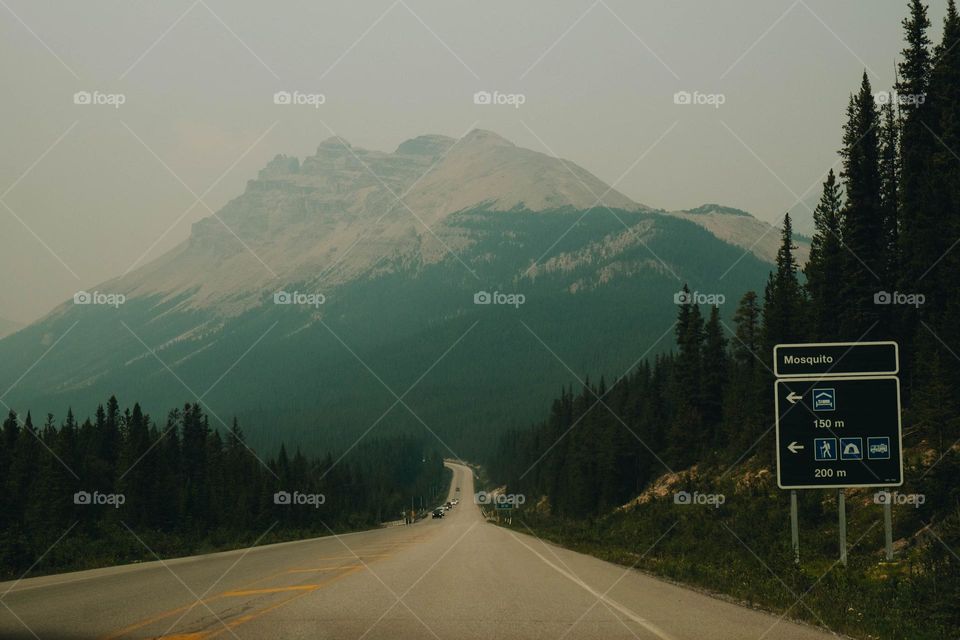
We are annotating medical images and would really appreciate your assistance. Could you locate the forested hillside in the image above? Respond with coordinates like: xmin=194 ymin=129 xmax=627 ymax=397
xmin=489 ymin=2 xmax=960 ymax=638
xmin=0 ymin=398 xmax=448 ymax=578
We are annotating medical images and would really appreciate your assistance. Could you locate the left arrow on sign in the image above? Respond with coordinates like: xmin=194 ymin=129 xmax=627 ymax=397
xmin=786 ymin=391 xmax=803 ymax=404
xmin=788 ymin=441 xmax=804 ymax=454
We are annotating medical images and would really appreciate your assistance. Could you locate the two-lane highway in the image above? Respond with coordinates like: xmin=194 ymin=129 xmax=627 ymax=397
xmin=0 ymin=463 xmax=836 ymax=639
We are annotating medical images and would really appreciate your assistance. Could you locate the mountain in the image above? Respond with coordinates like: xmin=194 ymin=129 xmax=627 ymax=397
xmin=0 ymin=130 xmax=773 ymax=458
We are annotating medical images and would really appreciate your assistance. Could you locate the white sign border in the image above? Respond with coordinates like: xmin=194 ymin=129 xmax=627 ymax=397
xmin=773 ymin=340 xmax=900 ymax=378
xmin=774 ymin=374 xmax=904 ymax=490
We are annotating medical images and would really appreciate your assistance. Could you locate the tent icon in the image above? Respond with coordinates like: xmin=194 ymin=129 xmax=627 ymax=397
xmin=840 ymin=438 xmax=863 ymax=460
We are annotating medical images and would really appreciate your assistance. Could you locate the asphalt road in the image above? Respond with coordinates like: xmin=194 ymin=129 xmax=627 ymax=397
xmin=0 ymin=462 xmax=837 ymax=640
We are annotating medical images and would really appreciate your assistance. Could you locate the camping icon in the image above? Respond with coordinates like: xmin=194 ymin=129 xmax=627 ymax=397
xmin=840 ymin=437 xmax=863 ymax=461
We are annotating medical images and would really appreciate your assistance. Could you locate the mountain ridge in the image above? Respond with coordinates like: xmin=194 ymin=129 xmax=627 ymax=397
xmin=77 ymin=129 xmax=801 ymax=319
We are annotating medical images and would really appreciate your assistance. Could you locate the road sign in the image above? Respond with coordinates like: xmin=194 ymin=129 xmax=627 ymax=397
xmin=775 ymin=376 xmax=903 ymax=489
xmin=774 ymin=341 xmax=898 ymax=378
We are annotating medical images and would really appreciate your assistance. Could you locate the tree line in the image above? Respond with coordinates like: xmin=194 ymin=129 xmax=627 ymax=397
xmin=0 ymin=397 xmax=448 ymax=577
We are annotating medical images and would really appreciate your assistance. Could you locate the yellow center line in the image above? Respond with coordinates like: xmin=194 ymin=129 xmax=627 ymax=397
xmin=305 ymin=553 xmax=391 ymax=559
xmin=221 ymin=584 xmax=320 ymax=597
xmin=165 ymin=566 xmax=364 ymax=640
xmin=284 ymin=565 xmax=362 ymax=574
xmin=102 ymin=527 xmax=439 ymax=639
xmin=99 ymin=567 xmax=341 ymax=640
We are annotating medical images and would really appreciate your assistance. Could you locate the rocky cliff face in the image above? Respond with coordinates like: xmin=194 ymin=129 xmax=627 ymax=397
xmin=108 ymin=129 xmax=644 ymax=315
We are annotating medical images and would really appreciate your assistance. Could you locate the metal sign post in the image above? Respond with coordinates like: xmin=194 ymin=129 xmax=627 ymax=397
xmin=790 ymin=490 xmax=800 ymax=564
xmin=883 ymin=491 xmax=894 ymax=561
xmin=838 ymin=489 xmax=847 ymax=566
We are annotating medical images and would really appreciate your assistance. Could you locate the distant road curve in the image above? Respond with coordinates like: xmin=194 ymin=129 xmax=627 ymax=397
xmin=0 ymin=462 xmax=836 ymax=639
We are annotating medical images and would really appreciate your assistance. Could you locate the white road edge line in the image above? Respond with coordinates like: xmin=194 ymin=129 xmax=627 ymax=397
xmin=506 ymin=532 xmax=677 ymax=640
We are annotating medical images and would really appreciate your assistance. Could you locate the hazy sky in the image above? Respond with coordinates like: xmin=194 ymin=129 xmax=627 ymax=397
xmin=0 ymin=0 xmax=948 ymax=324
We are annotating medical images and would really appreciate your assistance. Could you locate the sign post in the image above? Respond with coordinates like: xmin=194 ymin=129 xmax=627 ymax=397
xmin=790 ymin=490 xmax=799 ymax=564
xmin=883 ymin=492 xmax=894 ymax=561
xmin=774 ymin=341 xmax=902 ymax=565
xmin=495 ymin=501 xmax=513 ymax=525
xmin=838 ymin=489 xmax=847 ymax=566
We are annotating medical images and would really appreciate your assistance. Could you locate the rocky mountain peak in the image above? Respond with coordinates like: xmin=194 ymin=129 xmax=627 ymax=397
xmin=316 ymin=136 xmax=351 ymax=153
xmin=460 ymin=128 xmax=515 ymax=148
xmin=258 ymin=154 xmax=300 ymax=179
xmin=395 ymin=134 xmax=455 ymax=157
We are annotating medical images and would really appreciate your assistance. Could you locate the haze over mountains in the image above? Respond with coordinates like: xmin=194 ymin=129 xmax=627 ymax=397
xmin=0 ymin=130 xmax=795 ymax=456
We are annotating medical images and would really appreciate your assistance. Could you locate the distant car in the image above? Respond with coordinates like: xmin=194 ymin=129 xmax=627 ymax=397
xmin=432 ymin=508 xmax=444 ymax=518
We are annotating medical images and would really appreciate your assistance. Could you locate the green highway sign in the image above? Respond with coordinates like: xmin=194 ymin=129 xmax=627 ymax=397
xmin=775 ymin=376 xmax=903 ymax=489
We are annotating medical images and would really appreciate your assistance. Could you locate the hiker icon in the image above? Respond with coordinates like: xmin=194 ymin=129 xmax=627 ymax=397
xmin=814 ymin=438 xmax=837 ymax=461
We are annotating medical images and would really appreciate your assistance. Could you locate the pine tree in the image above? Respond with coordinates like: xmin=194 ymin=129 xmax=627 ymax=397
xmin=763 ymin=213 xmax=805 ymax=352
xmin=681 ymin=302 xmax=705 ymax=396
xmin=839 ymin=73 xmax=884 ymax=338
xmin=701 ymin=305 xmax=728 ymax=448
xmin=724 ymin=292 xmax=764 ymax=452
xmin=101 ymin=396 xmax=121 ymax=480
xmin=879 ymin=99 xmax=900 ymax=287
xmin=118 ymin=403 xmax=151 ymax=526
xmin=668 ymin=293 xmax=705 ymax=466
xmin=897 ymin=0 xmax=935 ymax=290
xmin=804 ymin=170 xmax=845 ymax=339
